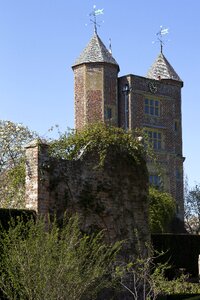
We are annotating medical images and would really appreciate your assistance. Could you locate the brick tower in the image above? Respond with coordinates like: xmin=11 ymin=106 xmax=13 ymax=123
xmin=72 ymin=32 xmax=119 ymax=130
xmin=118 ymin=51 xmax=184 ymax=220
xmin=73 ymin=33 xmax=184 ymax=221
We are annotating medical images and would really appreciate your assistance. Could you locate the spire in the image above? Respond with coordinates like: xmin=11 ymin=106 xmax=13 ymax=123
xmin=146 ymin=52 xmax=182 ymax=82
xmin=72 ymin=32 xmax=119 ymax=68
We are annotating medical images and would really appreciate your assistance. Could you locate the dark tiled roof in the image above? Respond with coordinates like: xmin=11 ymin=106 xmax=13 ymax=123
xmin=73 ymin=33 xmax=119 ymax=67
xmin=146 ymin=52 xmax=182 ymax=81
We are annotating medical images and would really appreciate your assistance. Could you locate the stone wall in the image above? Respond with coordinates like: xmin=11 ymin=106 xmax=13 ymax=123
xmin=25 ymin=140 xmax=150 ymax=253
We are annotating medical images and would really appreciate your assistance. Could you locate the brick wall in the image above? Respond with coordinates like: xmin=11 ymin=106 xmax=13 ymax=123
xmin=73 ymin=65 xmax=85 ymax=129
xmin=73 ymin=62 xmax=119 ymax=130
xmin=118 ymin=75 xmax=184 ymax=220
xmin=25 ymin=140 xmax=150 ymax=253
xmin=25 ymin=140 xmax=50 ymax=215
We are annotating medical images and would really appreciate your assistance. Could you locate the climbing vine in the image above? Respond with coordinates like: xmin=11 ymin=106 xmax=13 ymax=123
xmin=49 ymin=123 xmax=150 ymax=167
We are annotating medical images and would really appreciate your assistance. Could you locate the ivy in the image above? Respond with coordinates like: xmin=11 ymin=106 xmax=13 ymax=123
xmin=49 ymin=123 xmax=149 ymax=168
xmin=149 ymin=187 xmax=176 ymax=233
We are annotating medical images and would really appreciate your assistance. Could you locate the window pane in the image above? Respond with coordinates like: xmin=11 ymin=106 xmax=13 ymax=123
xmin=146 ymin=130 xmax=162 ymax=150
xmin=105 ymin=107 xmax=112 ymax=119
xmin=155 ymin=108 xmax=159 ymax=116
xmin=150 ymin=107 xmax=154 ymax=115
xmin=153 ymin=140 xmax=158 ymax=149
xmin=149 ymin=175 xmax=161 ymax=187
xmin=153 ymin=132 xmax=157 ymax=139
xmin=174 ymin=120 xmax=179 ymax=131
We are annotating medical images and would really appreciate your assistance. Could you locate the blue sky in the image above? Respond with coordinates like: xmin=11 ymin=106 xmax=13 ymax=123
xmin=0 ymin=0 xmax=200 ymax=187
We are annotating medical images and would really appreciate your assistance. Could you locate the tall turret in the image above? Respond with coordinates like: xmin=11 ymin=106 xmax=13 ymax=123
xmin=72 ymin=32 xmax=119 ymax=130
xmin=118 ymin=50 xmax=185 ymax=220
xmin=146 ymin=52 xmax=184 ymax=220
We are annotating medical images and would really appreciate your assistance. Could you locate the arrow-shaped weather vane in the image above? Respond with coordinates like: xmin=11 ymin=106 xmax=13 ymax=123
xmin=89 ymin=5 xmax=104 ymax=33
xmin=153 ymin=26 xmax=169 ymax=53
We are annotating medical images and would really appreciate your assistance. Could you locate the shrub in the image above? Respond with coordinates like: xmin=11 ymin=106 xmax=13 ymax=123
xmin=0 ymin=214 xmax=121 ymax=300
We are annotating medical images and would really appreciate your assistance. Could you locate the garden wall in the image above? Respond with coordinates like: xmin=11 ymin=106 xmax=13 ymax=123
xmin=25 ymin=140 xmax=150 ymax=254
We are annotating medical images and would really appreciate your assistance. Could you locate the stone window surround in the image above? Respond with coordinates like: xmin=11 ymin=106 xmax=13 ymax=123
xmin=144 ymin=98 xmax=160 ymax=117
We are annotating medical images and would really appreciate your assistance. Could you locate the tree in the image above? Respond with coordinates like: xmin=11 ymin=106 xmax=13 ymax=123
xmin=149 ymin=187 xmax=176 ymax=233
xmin=0 ymin=120 xmax=37 ymax=208
xmin=184 ymin=182 xmax=200 ymax=234
xmin=0 ymin=120 xmax=36 ymax=170
xmin=0 ymin=214 xmax=121 ymax=300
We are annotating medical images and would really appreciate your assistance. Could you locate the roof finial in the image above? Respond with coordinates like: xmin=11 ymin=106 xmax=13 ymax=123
xmin=89 ymin=5 xmax=104 ymax=34
xmin=153 ymin=26 xmax=169 ymax=53
xmin=161 ymin=42 xmax=163 ymax=54
xmin=109 ymin=38 xmax=112 ymax=54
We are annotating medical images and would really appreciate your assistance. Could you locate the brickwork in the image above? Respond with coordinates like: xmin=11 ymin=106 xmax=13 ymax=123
xmin=73 ymin=65 xmax=85 ymax=129
xmin=118 ymin=75 xmax=184 ymax=219
xmin=73 ymin=62 xmax=119 ymax=130
xmin=25 ymin=140 xmax=50 ymax=214
xmin=25 ymin=142 xmax=150 ymax=252
xmin=103 ymin=65 xmax=119 ymax=126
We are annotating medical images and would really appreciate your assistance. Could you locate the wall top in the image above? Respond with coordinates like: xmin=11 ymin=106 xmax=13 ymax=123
xmin=24 ymin=139 xmax=48 ymax=149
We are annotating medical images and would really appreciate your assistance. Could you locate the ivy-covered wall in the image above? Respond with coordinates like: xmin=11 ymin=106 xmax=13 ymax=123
xmin=25 ymin=140 xmax=149 ymax=254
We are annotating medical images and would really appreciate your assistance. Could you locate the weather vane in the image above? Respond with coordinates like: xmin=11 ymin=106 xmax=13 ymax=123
xmin=153 ymin=26 xmax=169 ymax=53
xmin=89 ymin=5 xmax=104 ymax=33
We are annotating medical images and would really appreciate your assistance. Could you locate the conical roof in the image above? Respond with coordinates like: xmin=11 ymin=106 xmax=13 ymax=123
xmin=73 ymin=32 xmax=119 ymax=68
xmin=146 ymin=52 xmax=182 ymax=81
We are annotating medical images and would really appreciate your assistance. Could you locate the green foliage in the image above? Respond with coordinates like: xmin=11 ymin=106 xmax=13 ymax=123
xmin=0 ymin=214 xmax=121 ymax=300
xmin=0 ymin=120 xmax=37 ymax=208
xmin=115 ymin=245 xmax=200 ymax=300
xmin=158 ymin=277 xmax=200 ymax=296
xmin=115 ymin=254 xmax=163 ymax=299
xmin=0 ymin=120 xmax=36 ymax=170
xmin=0 ymin=161 xmax=26 ymax=208
xmin=151 ymin=267 xmax=200 ymax=296
xmin=149 ymin=187 xmax=176 ymax=233
xmin=184 ymin=181 xmax=200 ymax=234
xmin=49 ymin=123 xmax=147 ymax=167
xmin=1 ymin=214 xmax=199 ymax=300
xmin=0 ymin=208 xmax=36 ymax=230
